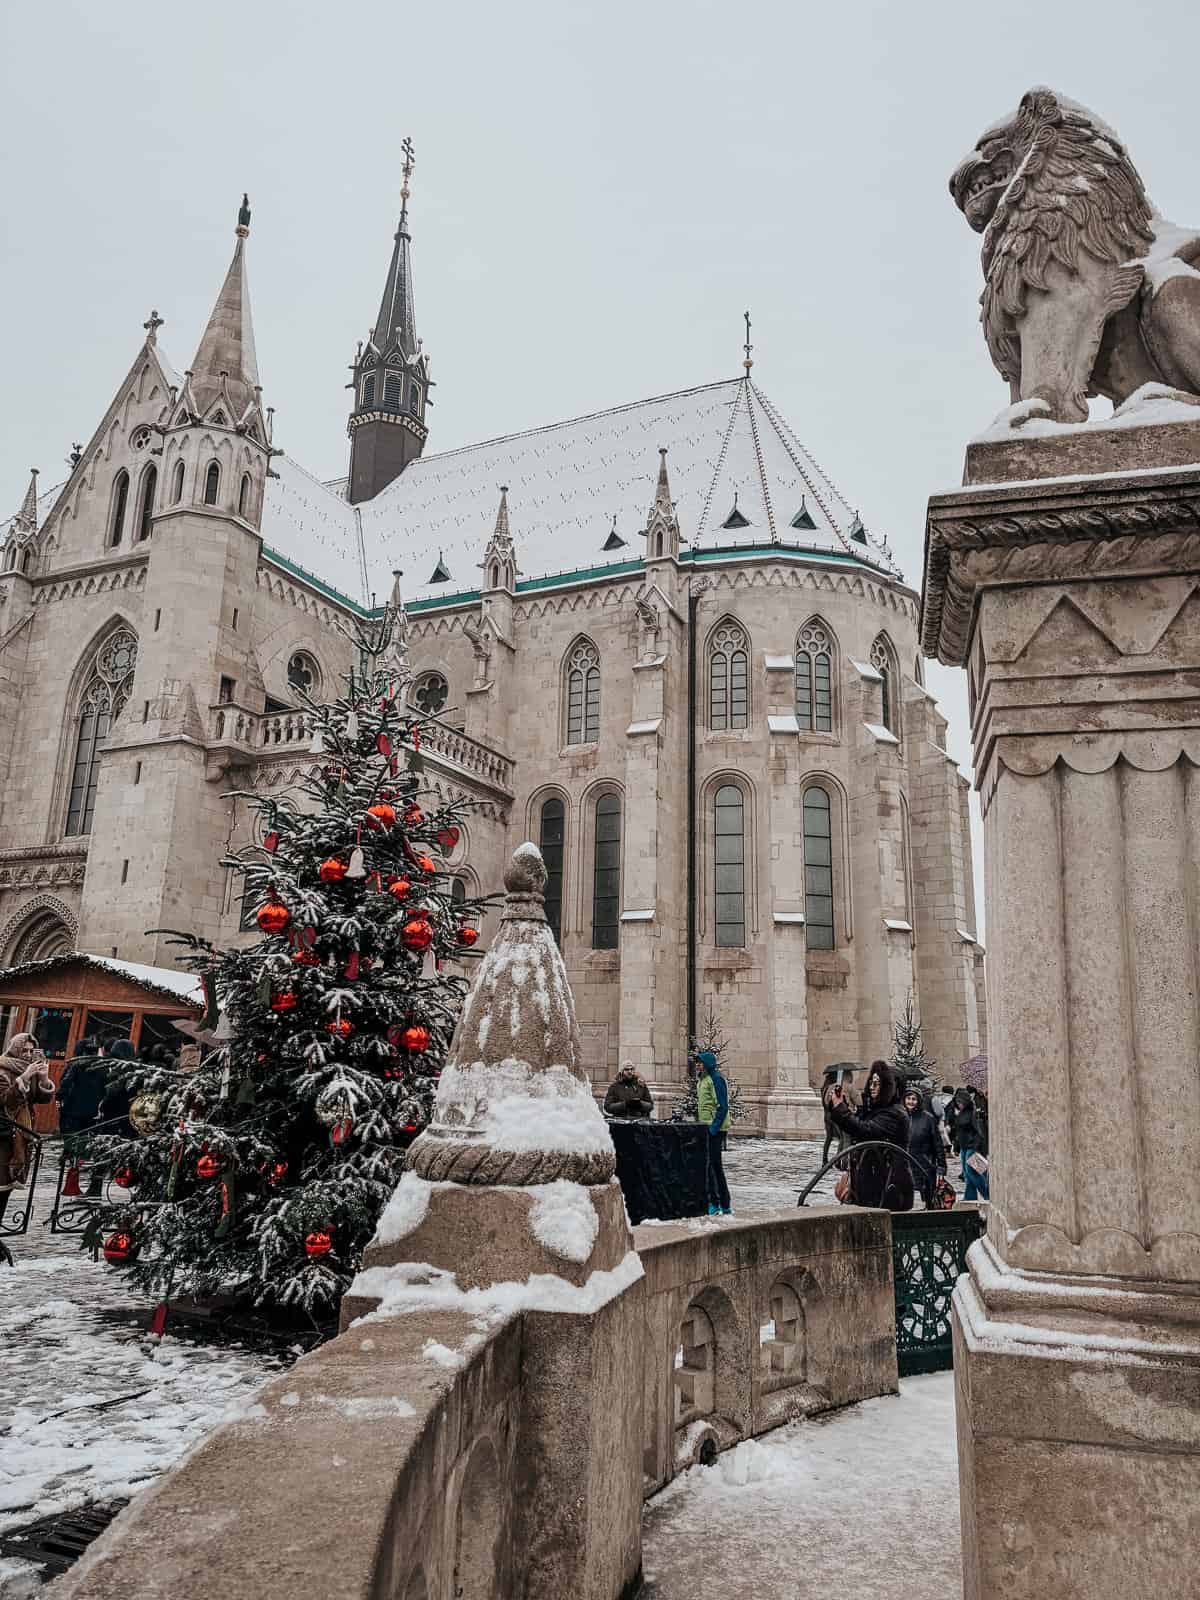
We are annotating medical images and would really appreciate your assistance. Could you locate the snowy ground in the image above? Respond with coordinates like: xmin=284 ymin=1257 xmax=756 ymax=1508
xmin=0 ymin=1167 xmax=285 ymax=1595
xmin=642 ymin=1372 xmax=961 ymax=1600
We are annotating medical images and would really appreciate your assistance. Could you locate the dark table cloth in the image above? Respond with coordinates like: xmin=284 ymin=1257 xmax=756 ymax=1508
xmin=608 ymin=1118 xmax=709 ymax=1224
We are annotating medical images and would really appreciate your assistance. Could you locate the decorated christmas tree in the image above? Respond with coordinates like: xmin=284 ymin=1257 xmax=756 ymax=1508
xmin=84 ymin=602 xmax=486 ymax=1314
xmin=892 ymin=991 xmax=936 ymax=1086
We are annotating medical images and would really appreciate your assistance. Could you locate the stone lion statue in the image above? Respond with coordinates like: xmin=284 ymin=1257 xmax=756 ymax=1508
xmin=950 ymin=87 xmax=1200 ymax=423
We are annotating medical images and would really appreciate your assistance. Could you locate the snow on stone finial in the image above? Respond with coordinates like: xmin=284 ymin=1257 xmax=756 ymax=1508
xmin=406 ymin=842 xmax=615 ymax=1186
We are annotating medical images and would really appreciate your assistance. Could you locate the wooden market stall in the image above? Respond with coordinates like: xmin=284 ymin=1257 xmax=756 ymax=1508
xmin=0 ymin=953 xmax=204 ymax=1133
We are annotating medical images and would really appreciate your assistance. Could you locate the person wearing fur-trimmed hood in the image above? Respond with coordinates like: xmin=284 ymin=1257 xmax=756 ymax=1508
xmin=827 ymin=1058 xmax=914 ymax=1211
xmin=0 ymin=1033 xmax=55 ymax=1226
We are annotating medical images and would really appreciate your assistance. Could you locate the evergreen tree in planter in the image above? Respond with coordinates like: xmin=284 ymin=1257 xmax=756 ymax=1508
xmin=85 ymin=609 xmax=487 ymax=1314
xmin=671 ymin=999 xmax=748 ymax=1124
xmin=892 ymin=992 xmax=936 ymax=1087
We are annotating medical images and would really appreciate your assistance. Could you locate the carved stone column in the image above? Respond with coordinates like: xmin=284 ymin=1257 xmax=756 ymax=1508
xmin=922 ymin=429 xmax=1200 ymax=1599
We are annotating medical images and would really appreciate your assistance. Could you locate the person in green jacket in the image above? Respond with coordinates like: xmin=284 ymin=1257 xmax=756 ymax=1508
xmin=692 ymin=1048 xmax=731 ymax=1216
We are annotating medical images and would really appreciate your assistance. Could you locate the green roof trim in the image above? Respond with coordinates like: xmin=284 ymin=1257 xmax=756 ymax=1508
xmin=262 ymin=546 xmax=371 ymax=614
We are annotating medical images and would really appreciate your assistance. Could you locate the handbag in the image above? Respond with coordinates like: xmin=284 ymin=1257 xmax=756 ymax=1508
xmin=834 ymin=1169 xmax=852 ymax=1204
xmin=933 ymin=1175 xmax=956 ymax=1209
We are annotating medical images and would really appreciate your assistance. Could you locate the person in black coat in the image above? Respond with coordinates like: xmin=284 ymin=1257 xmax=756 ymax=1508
xmin=903 ymin=1086 xmax=948 ymax=1208
xmin=946 ymin=1087 xmax=989 ymax=1201
xmin=57 ymin=1038 xmax=107 ymax=1138
xmin=827 ymin=1059 xmax=914 ymax=1211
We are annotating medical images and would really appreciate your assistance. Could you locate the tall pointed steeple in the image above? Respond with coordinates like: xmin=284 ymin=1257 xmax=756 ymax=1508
xmin=15 ymin=468 xmax=39 ymax=535
xmin=642 ymin=447 xmax=681 ymax=561
xmin=187 ymin=195 xmax=261 ymax=425
xmin=482 ymin=486 xmax=517 ymax=592
xmin=348 ymin=137 xmax=433 ymax=505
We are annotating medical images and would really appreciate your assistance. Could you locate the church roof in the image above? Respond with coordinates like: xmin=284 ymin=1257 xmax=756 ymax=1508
xmin=260 ymin=376 xmax=899 ymax=607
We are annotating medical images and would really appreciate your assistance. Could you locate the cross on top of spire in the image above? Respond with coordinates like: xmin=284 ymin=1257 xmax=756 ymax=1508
xmin=400 ymin=137 xmax=415 ymax=231
xmin=743 ymin=310 xmax=754 ymax=374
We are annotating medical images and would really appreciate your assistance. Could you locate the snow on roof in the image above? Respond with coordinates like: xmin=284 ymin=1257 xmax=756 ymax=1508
xmin=259 ymin=377 xmax=899 ymax=608
xmin=0 ymin=951 xmax=204 ymax=1008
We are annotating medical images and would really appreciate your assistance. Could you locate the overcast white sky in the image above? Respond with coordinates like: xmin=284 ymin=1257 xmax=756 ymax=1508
xmin=5 ymin=0 xmax=1200 ymax=929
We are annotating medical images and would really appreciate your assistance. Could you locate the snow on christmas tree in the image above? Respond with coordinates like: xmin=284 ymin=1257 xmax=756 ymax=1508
xmin=84 ymin=602 xmax=488 ymax=1314
xmin=892 ymin=991 xmax=936 ymax=1087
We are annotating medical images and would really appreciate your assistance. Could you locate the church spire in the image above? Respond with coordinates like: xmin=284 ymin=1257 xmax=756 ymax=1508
xmin=643 ymin=447 xmax=681 ymax=561
xmin=482 ymin=486 xmax=517 ymax=592
xmin=187 ymin=195 xmax=261 ymax=422
xmin=15 ymin=468 xmax=39 ymax=535
xmin=347 ymin=138 xmax=433 ymax=505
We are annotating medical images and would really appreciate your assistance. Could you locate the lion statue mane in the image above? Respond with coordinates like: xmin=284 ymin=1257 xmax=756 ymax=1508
xmin=950 ymin=87 xmax=1200 ymax=424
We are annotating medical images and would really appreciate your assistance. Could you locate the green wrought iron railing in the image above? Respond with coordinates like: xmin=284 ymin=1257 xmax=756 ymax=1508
xmin=890 ymin=1207 xmax=985 ymax=1375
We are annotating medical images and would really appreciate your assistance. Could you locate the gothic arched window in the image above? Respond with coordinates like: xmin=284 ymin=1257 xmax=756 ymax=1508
xmin=203 ymin=462 xmax=220 ymax=506
xmin=795 ymin=619 xmax=835 ymax=733
xmin=383 ymin=373 xmax=402 ymax=411
xmin=566 ymin=640 xmax=600 ymax=745
xmin=136 ymin=465 xmax=156 ymax=542
xmin=414 ymin=672 xmax=448 ymax=715
xmin=802 ymin=785 xmax=835 ymax=950
xmin=171 ymin=459 xmax=185 ymax=504
xmin=709 ymin=620 xmax=749 ymax=731
xmin=109 ymin=471 xmax=129 ymax=547
xmin=65 ymin=628 xmax=138 ymax=836
xmin=714 ymin=784 xmax=746 ymax=947
xmin=871 ymin=634 xmax=898 ymax=735
xmin=592 ymin=793 xmax=621 ymax=949
xmin=238 ymin=474 xmax=251 ymax=518
xmin=287 ymin=652 xmax=320 ymax=697
xmin=539 ymin=796 xmax=566 ymax=945
xmin=361 ymin=373 xmax=376 ymax=409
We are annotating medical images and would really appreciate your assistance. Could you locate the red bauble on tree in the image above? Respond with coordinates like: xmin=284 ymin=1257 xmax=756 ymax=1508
xmin=365 ymin=803 xmax=396 ymax=831
xmin=305 ymin=1230 xmax=333 ymax=1260
xmin=404 ymin=803 xmax=423 ymax=827
xmin=256 ymin=898 xmax=290 ymax=935
xmin=416 ymin=855 xmax=436 ymax=875
xmin=196 ymin=1152 xmax=220 ymax=1180
xmin=436 ymin=825 xmax=461 ymax=851
xmin=457 ymin=924 xmax=479 ymax=947
xmin=267 ymin=1160 xmax=288 ymax=1187
xmin=401 ymin=1024 xmax=430 ymax=1053
xmin=402 ymin=918 xmax=434 ymax=951
xmin=388 ymin=877 xmax=412 ymax=902
xmin=292 ymin=948 xmax=320 ymax=966
xmin=113 ymin=1166 xmax=134 ymax=1189
xmin=319 ymin=857 xmax=347 ymax=883
xmin=103 ymin=1230 xmax=138 ymax=1265
xmin=326 ymin=1017 xmax=354 ymax=1037
xmin=271 ymin=990 xmax=297 ymax=1012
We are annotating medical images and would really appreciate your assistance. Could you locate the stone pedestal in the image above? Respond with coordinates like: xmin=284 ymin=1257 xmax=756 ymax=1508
xmin=922 ymin=424 xmax=1200 ymax=1599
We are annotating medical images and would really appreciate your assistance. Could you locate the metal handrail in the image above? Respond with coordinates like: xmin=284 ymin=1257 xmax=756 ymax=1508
xmin=796 ymin=1140 xmax=944 ymax=1208
xmin=0 ymin=1112 xmax=45 ymax=1240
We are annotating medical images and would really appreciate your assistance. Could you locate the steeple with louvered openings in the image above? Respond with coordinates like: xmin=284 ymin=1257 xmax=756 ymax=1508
xmin=482 ymin=486 xmax=517 ymax=591
xmin=348 ymin=136 xmax=433 ymax=504
xmin=185 ymin=195 xmax=265 ymax=433
xmin=642 ymin=447 xmax=681 ymax=561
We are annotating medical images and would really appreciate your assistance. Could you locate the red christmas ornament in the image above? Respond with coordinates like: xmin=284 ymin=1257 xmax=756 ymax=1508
xmin=436 ymin=825 xmax=461 ymax=851
xmin=365 ymin=802 xmax=396 ymax=831
xmin=271 ymin=990 xmax=297 ymax=1011
xmin=293 ymin=948 xmax=320 ymax=966
xmin=388 ymin=877 xmax=412 ymax=901
xmin=457 ymin=924 xmax=479 ymax=947
xmin=331 ymin=1116 xmax=354 ymax=1146
xmin=326 ymin=1017 xmax=354 ymax=1037
xmin=267 ymin=1160 xmax=288 ymax=1186
xmin=305 ymin=1230 xmax=333 ymax=1260
xmin=319 ymin=857 xmax=347 ymax=883
xmin=416 ymin=855 xmax=436 ymax=875
xmin=256 ymin=898 xmax=290 ymax=935
xmin=376 ymin=732 xmax=392 ymax=757
xmin=63 ymin=1164 xmax=83 ymax=1197
xmin=404 ymin=803 xmax=423 ymax=827
xmin=113 ymin=1166 xmax=134 ymax=1189
xmin=344 ymin=951 xmax=361 ymax=980
xmin=401 ymin=1024 xmax=431 ymax=1053
xmin=103 ymin=1230 xmax=138 ymax=1265
xmin=196 ymin=1152 xmax=220 ymax=1180
xmin=402 ymin=918 xmax=435 ymax=951
xmin=263 ymin=830 xmax=280 ymax=853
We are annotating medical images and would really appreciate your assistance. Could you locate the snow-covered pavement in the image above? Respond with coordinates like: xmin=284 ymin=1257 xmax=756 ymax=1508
xmin=642 ymin=1372 xmax=962 ymax=1599
xmin=0 ymin=1169 xmax=283 ymax=1595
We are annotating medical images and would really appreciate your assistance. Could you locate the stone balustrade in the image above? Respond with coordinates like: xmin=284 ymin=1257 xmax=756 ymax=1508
xmin=206 ymin=703 xmax=514 ymax=795
xmin=54 ymin=1207 xmax=896 ymax=1600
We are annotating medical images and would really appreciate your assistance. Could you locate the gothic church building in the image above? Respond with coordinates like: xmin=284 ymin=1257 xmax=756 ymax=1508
xmin=0 ymin=179 xmax=984 ymax=1133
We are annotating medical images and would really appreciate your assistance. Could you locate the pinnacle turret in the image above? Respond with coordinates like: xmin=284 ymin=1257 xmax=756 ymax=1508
xmin=642 ymin=447 xmax=681 ymax=560
xmin=15 ymin=467 xmax=39 ymax=535
xmin=482 ymin=486 xmax=517 ymax=591
xmin=188 ymin=195 xmax=261 ymax=423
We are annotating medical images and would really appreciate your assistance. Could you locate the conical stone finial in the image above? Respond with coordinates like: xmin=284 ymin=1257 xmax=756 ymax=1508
xmin=407 ymin=843 xmax=616 ymax=1186
xmin=15 ymin=468 xmax=39 ymax=534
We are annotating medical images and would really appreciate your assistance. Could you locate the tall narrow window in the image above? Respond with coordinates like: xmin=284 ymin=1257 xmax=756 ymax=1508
xmin=871 ymin=634 xmax=897 ymax=735
xmin=361 ymin=373 xmax=376 ymax=409
xmin=539 ymin=796 xmax=566 ymax=944
xmin=66 ymin=628 xmax=139 ymax=836
xmin=714 ymin=785 xmax=746 ymax=947
xmin=136 ymin=465 xmax=156 ymax=542
xmin=409 ymin=385 xmax=420 ymax=416
xmin=802 ymin=786 xmax=835 ymax=950
xmin=383 ymin=373 xmax=402 ymax=411
xmin=171 ymin=459 xmax=185 ymax=503
xmin=709 ymin=621 xmax=749 ymax=731
xmin=238 ymin=474 xmax=251 ymax=517
xmin=203 ymin=462 xmax=220 ymax=506
xmin=592 ymin=794 xmax=621 ymax=949
xmin=109 ymin=471 xmax=129 ymax=547
xmin=566 ymin=640 xmax=600 ymax=745
xmin=795 ymin=619 xmax=834 ymax=733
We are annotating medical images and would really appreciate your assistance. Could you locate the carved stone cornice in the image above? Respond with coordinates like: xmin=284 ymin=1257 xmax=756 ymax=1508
xmin=921 ymin=463 xmax=1200 ymax=665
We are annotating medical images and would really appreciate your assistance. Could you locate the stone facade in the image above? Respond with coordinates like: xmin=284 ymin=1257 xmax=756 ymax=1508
xmin=0 ymin=201 xmax=985 ymax=1128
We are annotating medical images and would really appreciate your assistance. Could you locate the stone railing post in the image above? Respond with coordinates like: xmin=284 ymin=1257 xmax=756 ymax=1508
xmin=922 ymin=424 xmax=1200 ymax=1599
